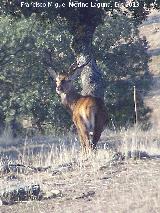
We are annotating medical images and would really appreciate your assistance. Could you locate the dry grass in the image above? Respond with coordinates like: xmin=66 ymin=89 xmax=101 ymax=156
xmin=0 ymin=126 xmax=160 ymax=212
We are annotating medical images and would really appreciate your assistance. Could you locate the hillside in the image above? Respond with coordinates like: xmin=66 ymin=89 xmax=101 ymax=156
xmin=140 ymin=10 xmax=160 ymax=128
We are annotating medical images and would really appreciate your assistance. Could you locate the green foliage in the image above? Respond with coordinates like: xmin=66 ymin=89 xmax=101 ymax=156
xmin=1 ymin=0 xmax=159 ymax=56
xmin=93 ymin=13 xmax=151 ymax=128
xmin=0 ymin=4 xmax=154 ymax=135
xmin=0 ymin=14 xmax=74 ymax=134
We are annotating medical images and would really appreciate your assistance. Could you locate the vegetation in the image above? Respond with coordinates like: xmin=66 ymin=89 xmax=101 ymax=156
xmin=0 ymin=15 xmax=74 ymax=134
xmin=0 ymin=1 xmax=159 ymax=135
xmin=0 ymin=7 xmax=160 ymax=211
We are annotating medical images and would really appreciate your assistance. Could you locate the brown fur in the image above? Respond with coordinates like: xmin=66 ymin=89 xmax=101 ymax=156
xmin=55 ymin=74 xmax=108 ymax=152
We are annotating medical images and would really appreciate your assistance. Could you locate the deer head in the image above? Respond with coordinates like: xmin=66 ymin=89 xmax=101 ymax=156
xmin=47 ymin=59 xmax=91 ymax=95
xmin=55 ymin=73 xmax=72 ymax=95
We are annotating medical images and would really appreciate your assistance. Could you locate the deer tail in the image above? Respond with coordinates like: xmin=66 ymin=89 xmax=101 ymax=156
xmin=88 ymin=107 xmax=96 ymax=148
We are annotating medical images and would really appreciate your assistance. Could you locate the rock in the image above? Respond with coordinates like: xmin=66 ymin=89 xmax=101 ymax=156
xmin=75 ymin=191 xmax=95 ymax=200
xmin=0 ymin=184 xmax=41 ymax=205
xmin=101 ymin=176 xmax=112 ymax=180
xmin=112 ymin=152 xmax=125 ymax=161
xmin=34 ymin=166 xmax=51 ymax=172
xmin=43 ymin=190 xmax=62 ymax=200
xmin=99 ymin=165 xmax=109 ymax=171
xmin=52 ymin=162 xmax=75 ymax=175
xmin=125 ymin=151 xmax=151 ymax=160
xmin=0 ymin=164 xmax=10 ymax=174
xmin=6 ymin=174 xmax=19 ymax=181
xmin=0 ymin=163 xmax=51 ymax=175
xmin=0 ymin=164 xmax=33 ymax=175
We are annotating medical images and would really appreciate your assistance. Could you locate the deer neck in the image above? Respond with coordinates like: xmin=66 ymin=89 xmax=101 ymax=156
xmin=60 ymin=89 xmax=81 ymax=112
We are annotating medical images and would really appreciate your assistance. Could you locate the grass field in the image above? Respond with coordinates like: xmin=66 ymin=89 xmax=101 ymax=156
xmin=0 ymin=126 xmax=160 ymax=213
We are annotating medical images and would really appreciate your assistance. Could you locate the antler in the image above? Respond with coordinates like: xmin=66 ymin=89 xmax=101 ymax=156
xmin=68 ymin=62 xmax=79 ymax=74
xmin=68 ymin=58 xmax=91 ymax=80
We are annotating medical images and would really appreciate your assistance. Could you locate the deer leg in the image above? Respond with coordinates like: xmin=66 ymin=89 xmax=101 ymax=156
xmin=75 ymin=119 xmax=91 ymax=153
xmin=76 ymin=128 xmax=87 ymax=154
xmin=92 ymin=114 xmax=106 ymax=149
xmin=74 ymin=118 xmax=87 ymax=153
xmin=92 ymin=129 xmax=101 ymax=149
xmin=79 ymin=126 xmax=91 ymax=151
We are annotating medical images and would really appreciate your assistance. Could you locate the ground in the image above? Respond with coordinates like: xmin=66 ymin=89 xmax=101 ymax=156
xmin=1 ymin=158 xmax=160 ymax=213
xmin=0 ymin=10 xmax=160 ymax=213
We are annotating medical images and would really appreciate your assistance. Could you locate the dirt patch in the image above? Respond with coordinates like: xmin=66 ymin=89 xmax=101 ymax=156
xmin=0 ymin=159 xmax=160 ymax=213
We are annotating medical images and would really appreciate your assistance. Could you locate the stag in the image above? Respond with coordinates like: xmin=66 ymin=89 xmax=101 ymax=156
xmin=47 ymin=61 xmax=108 ymax=152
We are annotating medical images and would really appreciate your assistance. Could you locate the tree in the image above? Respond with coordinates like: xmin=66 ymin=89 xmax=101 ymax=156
xmin=0 ymin=1 xmax=158 ymax=134
xmin=0 ymin=14 xmax=74 ymax=134
xmin=1 ymin=0 xmax=159 ymax=100
xmin=93 ymin=12 xmax=152 ymax=127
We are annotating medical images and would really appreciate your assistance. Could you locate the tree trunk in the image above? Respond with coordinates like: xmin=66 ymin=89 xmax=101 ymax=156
xmin=72 ymin=25 xmax=105 ymax=100
xmin=79 ymin=57 xmax=104 ymax=99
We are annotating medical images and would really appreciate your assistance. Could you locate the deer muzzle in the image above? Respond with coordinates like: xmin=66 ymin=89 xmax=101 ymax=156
xmin=56 ymin=85 xmax=63 ymax=94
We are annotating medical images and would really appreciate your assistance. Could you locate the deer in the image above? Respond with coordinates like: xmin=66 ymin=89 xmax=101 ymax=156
xmin=47 ymin=60 xmax=108 ymax=153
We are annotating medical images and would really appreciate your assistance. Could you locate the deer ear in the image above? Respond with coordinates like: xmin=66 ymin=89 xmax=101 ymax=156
xmin=47 ymin=67 xmax=57 ymax=80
